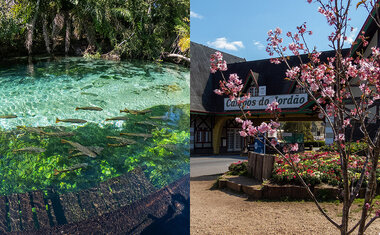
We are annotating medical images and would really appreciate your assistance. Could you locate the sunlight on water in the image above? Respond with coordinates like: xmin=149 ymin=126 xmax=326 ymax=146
xmin=0 ymin=57 xmax=190 ymax=129
xmin=0 ymin=57 xmax=190 ymax=195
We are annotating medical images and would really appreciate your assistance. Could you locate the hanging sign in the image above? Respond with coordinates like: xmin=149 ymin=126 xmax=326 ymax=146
xmin=224 ymin=94 xmax=308 ymax=111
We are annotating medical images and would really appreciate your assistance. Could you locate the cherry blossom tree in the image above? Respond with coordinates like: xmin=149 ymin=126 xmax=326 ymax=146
xmin=210 ymin=1 xmax=379 ymax=234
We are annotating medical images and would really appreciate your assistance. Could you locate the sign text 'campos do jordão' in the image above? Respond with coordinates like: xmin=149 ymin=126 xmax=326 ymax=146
xmin=224 ymin=94 xmax=308 ymax=111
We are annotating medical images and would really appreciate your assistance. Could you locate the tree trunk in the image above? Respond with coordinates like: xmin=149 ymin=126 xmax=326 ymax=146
xmin=42 ymin=14 xmax=51 ymax=54
xmin=357 ymin=147 xmax=379 ymax=234
xmin=65 ymin=12 xmax=71 ymax=55
xmin=162 ymin=53 xmax=190 ymax=63
xmin=25 ymin=0 xmax=41 ymax=55
xmin=51 ymin=12 xmax=65 ymax=52
xmin=84 ymin=23 xmax=96 ymax=53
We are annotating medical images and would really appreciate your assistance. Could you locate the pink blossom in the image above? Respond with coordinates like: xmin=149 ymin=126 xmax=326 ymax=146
xmin=258 ymin=122 xmax=269 ymax=133
xmin=286 ymin=66 xmax=300 ymax=79
xmin=336 ymin=134 xmax=345 ymax=142
xmin=359 ymin=83 xmax=366 ymax=92
xmin=235 ymin=117 xmax=244 ymax=123
xmin=271 ymin=121 xmax=280 ymax=128
xmin=274 ymin=27 xmax=282 ymax=35
xmin=266 ymin=100 xmax=280 ymax=112
xmin=291 ymin=143 xmax=299 ymax=152
xmin=365 ymin=203 xmax=371 ymax=210
xmin=239 ymin=131 xmax=248 ymax=137
xmin=322 ymin=86 xmax=335 ymax=97
xmin=268 ymin=128 xmax=276 ymax=136
xmin=217 ymin=60 xmax=227 ymax=71
xmin=376 ymin=210 xmax=380 ymax=217
xmin=247 ymin=126 xmax=258 ymax=136
xmin=271 ymin=138 xmax=278 ymax=146
xmin=343 ymin=119 xmax=350 ymax=127
xmin=270 ymin=58 xmax=281 ymax=64
xmin=242 ymin=120 xmax=253 ymax=129
xmin=214 ymin=89 xmax=223 ymax=95
xmin=214 ymin=51 xmax=223 ymax=61
xmin=371 ymin=47 xmax=380 ymax=56
xmin=292 ymin=155 xmax=300 ymax=163
xmin=310 ymin=83 xmax=319 ymax=91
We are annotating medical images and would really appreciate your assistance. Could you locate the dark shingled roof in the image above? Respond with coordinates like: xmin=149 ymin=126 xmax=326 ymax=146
xmin=190 ymin=42 xmax=246 ymax=112
xmin=351 ymin=2 xmax=380 ymax=56
xmin=193 ymin=48 xmax=349 ymax=113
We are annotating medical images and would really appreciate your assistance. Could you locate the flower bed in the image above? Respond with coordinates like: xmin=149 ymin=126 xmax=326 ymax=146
xmin=271 ymin=151 xmax=380 ymax=187
xmin=228 ymin=160 xmax=248 ymax=176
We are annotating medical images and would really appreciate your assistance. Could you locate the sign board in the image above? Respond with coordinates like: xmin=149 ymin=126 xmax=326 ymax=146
xmin=325 ymin=116 xmax=334 ymax=145
xmin=224 ymin=93 xmax=308 ymax=111
xmin=253 ymin=135 xmax=265 ymax=154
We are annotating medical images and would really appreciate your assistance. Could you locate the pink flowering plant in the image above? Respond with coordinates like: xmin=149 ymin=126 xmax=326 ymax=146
xmin=272 ymin=151 xmax=380 ymax=187
xmin=210 ymin=1 xmax=379 ymax=234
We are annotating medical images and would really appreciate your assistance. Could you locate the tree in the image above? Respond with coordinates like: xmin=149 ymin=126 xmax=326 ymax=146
xmin=1 ymin=0 xmax=189 ymax=60
xmin=210 ymin=0 xmax=379 ymax=234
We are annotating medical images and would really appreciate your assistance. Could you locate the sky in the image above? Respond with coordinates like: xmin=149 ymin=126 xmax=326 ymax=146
xmin=190 ymin=0 xmax=370 ymax=61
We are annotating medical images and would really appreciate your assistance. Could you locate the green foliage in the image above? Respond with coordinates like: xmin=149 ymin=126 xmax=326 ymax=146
xmin=0 ymin=104 xmax=190 ymax=195
xmin=282 ymin=121 xmax=314 ymax=142
xmin=304 ymin=140 xmax=325 ymax=148
xmin=0 ymin=0 xmax=190 ymax=59
xmin=126 ymin=128 xmax=190 ymax=188
xmin=83 ymin=51 xmax=101 ymax=59
xmin=319 ymin=142 xmax=368 ymax=156
xmin=228 ymin=160 xmax=248 ymax=176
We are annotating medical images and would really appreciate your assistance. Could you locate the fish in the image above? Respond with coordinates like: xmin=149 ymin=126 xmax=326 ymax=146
xmin=106 ymin=136 xmax=137 ymax=147
xmin=81 ymin=85 xmax=93 ymax=90
xmin=75 ymin=106 xmax=103 ymax=111
xmin=120 ymin=108 xmax=152 ymax=115
xmin=56 ymin=118 xmax=87 ymax=124
xmin=43 ymin=131 xmax=75 ymax=137
xmin=61 ymin=139 xmax=97 ymax=158
xmin=87 ymin=146 xmax=104 ymax=155
xmin=54 ymin=163 xmax=89 ymax=176
xmin=119 ymin=132 xmax=153 ymax=140
xmin=105 ymin=116 xmax=129 ymax=121
xmin=13 ymin=147 xmax=45 ymax=153
xmin=0 ymin=115 xmax=17 ymax=119
xmin=17 ymin=126 xmax=45 ymax=135
xmin=135 ymin=121 xmax=157 ymax=126
xmin=81 ymin=92 xmax=98 ymax=97
xmin=149 ymin=116 xmax=170 ymax=120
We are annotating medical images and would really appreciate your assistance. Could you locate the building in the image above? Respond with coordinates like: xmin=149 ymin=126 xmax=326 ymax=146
xmin=190 ymin=42 xmax=346 ymax=155
xmin=191 ymin=3 xmax=379 ymax=155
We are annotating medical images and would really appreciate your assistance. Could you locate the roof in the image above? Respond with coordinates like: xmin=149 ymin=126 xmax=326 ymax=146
xmin=193 ymin=48 xmax=349 ymax=114
xmin=190 ymin=42 xmax=246 ymax=112
xmin=350 ymin=0 xmax=380 ymax=56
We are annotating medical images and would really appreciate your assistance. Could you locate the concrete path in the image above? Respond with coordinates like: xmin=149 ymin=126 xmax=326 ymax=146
xmin=190 ymin=155 xmax=247 ymax=178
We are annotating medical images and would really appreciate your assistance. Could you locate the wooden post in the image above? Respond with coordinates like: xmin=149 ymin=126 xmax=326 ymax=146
xmin=248 ymin=151 xmax=275 ymax=181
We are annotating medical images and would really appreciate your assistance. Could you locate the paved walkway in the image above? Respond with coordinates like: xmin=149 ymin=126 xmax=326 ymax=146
xmin=190 ymin=155 xmax=247 ymax=178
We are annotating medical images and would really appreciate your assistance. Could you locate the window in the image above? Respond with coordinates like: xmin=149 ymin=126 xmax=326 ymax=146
xmin=297 ymin=86 xmax=306 ymax=94
xmin=196 ymin=129 xmax=211 ymax=143
xmin=248 ymin=86 xmax=259 ymax=96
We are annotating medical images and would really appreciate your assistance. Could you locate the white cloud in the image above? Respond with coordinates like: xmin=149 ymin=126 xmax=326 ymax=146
xmin=345 ymin=27 xmax=358 ymax=45
xmin=190 ymin=11 xmax=203 ymax=19
xmin=207 ymin=37 xmax=245 ymax=51
xmin=253 ymin=40 xmax=265 ymax=50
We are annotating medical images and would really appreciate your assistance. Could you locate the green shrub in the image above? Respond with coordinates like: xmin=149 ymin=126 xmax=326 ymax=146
xmin=228 ymin=160 xmax=248 ymax=176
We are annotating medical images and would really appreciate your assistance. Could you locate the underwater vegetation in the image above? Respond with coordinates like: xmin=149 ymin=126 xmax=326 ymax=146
xmin=0 ymin=104 xmax=190 ymax=196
